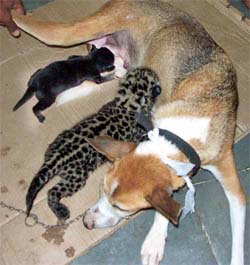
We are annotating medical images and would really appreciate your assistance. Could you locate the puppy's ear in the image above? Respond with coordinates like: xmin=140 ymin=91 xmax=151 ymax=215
xmin=145 ymin=186 xmax=182 ymax=225
xmin=86 ymin=43 xmax=96 ymax=52
xmin=86 ymin=136 xmax=137 ymax=161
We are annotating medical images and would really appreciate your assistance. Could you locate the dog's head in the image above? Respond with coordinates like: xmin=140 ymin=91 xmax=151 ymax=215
xmin=83 ymin=136 xmax=194 ymax=230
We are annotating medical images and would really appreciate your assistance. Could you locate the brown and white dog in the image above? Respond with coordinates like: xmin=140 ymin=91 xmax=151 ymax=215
xmin=12 ymin=1 xmax=246 ymax=265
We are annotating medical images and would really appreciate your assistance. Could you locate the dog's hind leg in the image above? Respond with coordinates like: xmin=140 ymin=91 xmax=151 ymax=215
xmin=47 ymin=169 xmax=87 ymax=220
xmin=204 ymin=151 xmax=246 ymax=265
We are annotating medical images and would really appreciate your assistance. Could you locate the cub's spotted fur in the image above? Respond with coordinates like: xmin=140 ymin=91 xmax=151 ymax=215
xmin=26 ymin=68 xmax=161 ymax=220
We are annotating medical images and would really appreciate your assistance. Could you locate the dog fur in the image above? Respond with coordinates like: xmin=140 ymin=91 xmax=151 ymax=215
xmin=84 ymin=60 xmax=246 ymax=264
xmin=12 ymin=1 xmax=246 ymax=265
xmin=13 ymin=0 xmax=219 ymax=106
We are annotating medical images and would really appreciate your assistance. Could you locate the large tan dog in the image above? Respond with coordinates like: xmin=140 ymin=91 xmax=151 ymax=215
xmin=13 ymin=0 xmax=223 ymax=106
xmin=12 ymin=1 xmax=246 ymax=265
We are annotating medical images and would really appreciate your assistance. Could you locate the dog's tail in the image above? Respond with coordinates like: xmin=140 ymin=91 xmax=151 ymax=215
xmin=26 ymin=160 xmax=60 ymax=216
xmin=13 ymin=87 xmax=34 ymax=111
xmin=12 ymin=1 xmax=143 ymax=46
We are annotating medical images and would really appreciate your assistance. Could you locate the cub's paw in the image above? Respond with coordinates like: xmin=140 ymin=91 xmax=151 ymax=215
xmin=50 ymin=202 xmax=70 ymax=220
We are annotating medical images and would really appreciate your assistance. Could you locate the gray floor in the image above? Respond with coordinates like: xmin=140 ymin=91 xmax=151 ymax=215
xmin=23 ymin=0 xmax=54 ymax=11
xmin=72 ymin=134 xmax=250 ymax=265
xmin=229 ymin=0 xmax=250 ymax=19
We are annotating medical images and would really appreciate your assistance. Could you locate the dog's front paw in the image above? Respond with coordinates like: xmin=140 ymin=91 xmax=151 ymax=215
xmin=141 ymin=234 xmax=166 ymax=265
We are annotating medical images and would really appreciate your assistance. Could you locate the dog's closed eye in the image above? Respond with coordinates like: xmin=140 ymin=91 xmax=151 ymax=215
xmin=112 ymin=204 xmax=128 ymax=212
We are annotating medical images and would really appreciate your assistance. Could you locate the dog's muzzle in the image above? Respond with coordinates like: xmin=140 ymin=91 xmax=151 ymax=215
xmin=82 ymin=195 xmax=122 ymax=230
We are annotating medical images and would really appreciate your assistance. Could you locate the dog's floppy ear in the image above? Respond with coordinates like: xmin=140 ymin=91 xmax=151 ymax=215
xmin=86 ymin=136 xmax=137 ymax=161
xmin=145 ymin=186 xmax=182 ymax=225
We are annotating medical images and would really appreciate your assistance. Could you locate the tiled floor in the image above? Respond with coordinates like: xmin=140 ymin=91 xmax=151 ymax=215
xmin=72 ymin=134 xmax=250 ymax=265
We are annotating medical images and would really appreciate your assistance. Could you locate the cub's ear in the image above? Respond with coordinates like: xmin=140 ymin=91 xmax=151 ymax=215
xmin=86 ymin=136 xmax=137 ymax=161
xmin=145 ymin=186 xmax=182 ymax=225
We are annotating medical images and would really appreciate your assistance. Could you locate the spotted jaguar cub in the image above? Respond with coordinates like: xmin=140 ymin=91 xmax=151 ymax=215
xmin=26 ymin=68 xmax=161 ymax=220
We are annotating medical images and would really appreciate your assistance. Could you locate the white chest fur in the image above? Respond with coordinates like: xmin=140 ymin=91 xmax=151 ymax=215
xmin=155 ymin=117 xmax=210 ymax=144
xmin=136 ymin=116 xmax=210 ymax=157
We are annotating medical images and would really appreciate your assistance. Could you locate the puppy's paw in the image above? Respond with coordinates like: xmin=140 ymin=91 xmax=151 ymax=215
xmin=113 ymin=56 xmax=127 ymax=78
xmin=37 ymin=114 xmax=45 ymax=123
xmin=141 ymin=234 xmax=166 ymax=265
xmin=114 ymin=68 xmax=127 ymax=78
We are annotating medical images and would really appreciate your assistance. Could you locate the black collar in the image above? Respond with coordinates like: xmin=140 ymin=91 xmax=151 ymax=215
xmin=136 ymin=112 xmax=201 ymax=176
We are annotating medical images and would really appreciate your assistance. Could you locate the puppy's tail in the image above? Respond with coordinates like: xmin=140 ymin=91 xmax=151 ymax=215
xmin=13 ymin=87 xmax=34 ymax=111
xmin=12 ymin=1 xmax=142 ymax=46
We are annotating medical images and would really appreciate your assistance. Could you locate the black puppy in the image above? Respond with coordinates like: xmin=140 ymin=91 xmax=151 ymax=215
xmin=13 ymin=47 xmax=115 ymax=122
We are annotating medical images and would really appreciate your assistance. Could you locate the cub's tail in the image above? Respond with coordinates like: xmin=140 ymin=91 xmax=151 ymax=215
xmin=26 ymin=162 xmax=58 ymax=216
xmin=13 ymin=87 xmax=34 ymax=111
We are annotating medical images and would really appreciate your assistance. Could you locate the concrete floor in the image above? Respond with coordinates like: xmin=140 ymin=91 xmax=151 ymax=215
xmin=71 ymin=134 xmax=249 ymax=265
